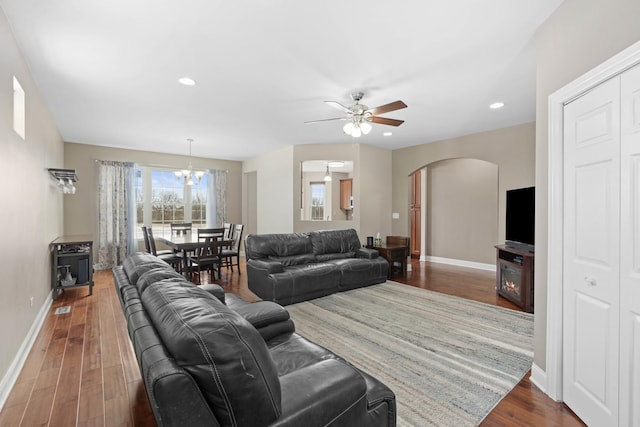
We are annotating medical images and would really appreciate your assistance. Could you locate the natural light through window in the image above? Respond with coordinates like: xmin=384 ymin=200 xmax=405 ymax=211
xmin=13 ymin=76 xmax=25 ymax=139
xmin=310 ymin=182 xmax=325 ymax=221
xmin=134 ymin=167 xmax=209 ymax=238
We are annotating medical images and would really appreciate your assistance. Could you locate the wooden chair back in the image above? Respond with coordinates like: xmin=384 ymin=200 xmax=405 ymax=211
xmin=171 ymin=222 xmax=192 ymax=236
xmin=196 ymin=228 xmax=225 ymax=257
xmin=223 ymin=222 xmax=233 ymax=240
xmin=146 ymin=227 xmax=159 ymax=256
xmin=230 ymin=224 xmax=244 ymax=252
xmin=142 ymin=225 xmax=151 ymax=253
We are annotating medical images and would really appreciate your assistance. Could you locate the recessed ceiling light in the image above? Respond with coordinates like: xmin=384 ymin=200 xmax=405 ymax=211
xmin=489 ymin=102 xmax=504 ymax=109
xmin=383 ymin=132 xmax=393 ymax=136
xmin=178 ymin=77 xmax=196 ymax=86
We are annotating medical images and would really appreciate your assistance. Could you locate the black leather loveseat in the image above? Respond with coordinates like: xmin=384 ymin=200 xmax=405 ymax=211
xmin=245 ymin=228 xmax=388 ymax=305
xmin=112 ymin=252 xmax=396 ymax=427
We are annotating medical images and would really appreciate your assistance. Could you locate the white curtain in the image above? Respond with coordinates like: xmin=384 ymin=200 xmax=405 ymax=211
xmin=96 ymin=160 xmax=135 ymax=269
xmin=207 ymin=169 xmax=227 ymax=227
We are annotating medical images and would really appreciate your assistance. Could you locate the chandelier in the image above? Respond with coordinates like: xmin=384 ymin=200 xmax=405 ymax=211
xmin=174 ymin=138 xmax=204 ymax=186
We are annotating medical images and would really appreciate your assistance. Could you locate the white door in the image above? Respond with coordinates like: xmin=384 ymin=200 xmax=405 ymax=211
xmin=620 ymin=64 xmax=640 ymax=427
xmin=563 ymin=76 xmax=620 ymax=426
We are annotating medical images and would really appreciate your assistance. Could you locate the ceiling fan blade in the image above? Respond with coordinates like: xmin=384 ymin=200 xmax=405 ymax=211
xmin=304 ymin=117 xmax=348 ymax=124
xmin=324 ymin=101 xmax=352 ymax=114
xmin=371 ymin=116 xmax=405 ymax=127
xmin=367 ymin=100 xmax=407 ymax=116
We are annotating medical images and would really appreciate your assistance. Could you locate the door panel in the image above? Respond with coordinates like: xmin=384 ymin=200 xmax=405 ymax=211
xmin=620 ymin=62 xmax=640 ymax=427
xmin=573 ymin=292 xmax=611 ymax=406
xmin=574 ymin=161 xmax=615 ymax=267
xmin=563 ymin=76 xmax=620 ymax=427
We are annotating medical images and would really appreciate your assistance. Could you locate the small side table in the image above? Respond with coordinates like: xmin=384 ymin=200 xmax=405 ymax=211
xmin=367 ymin=244 xmax=408 ymax=277
xmin=51 ymin=235 xmax=94 ymax=299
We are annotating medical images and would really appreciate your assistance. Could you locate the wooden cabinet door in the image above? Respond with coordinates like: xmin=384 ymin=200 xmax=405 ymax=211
xmin=340 ymin=178 xmax=352 ymax=210
xmin=410 ymin=171 xmax=421 ymax=258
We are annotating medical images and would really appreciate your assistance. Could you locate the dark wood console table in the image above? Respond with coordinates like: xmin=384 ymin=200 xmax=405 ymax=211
xmin=367 ymin=244 xmax=408 ymax=277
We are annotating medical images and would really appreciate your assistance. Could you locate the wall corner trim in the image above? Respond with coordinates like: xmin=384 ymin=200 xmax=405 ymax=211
xmin=0 ymin=293 xmax=53 ymax=411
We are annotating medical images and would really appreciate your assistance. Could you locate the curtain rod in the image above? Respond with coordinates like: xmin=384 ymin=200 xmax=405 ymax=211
xmin=93 ymin=159 xmax=229 ymax=172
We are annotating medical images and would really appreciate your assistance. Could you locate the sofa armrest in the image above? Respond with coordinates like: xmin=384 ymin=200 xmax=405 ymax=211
xmin=199 ymin=283 xmax=225 ymax=304
xmin=226 ymin=295 xmax=296 ymax=341
xmin=274 ymin=359 xmax=370 ymax=427
xmin=357 ymin=247 xmax=379 ymax=259
xmin=247 ymin=258 xmax=285 ymax=274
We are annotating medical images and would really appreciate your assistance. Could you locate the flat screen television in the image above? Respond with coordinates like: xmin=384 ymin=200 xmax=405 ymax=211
xmin=505 ymin=186 xmax=535 ymax=252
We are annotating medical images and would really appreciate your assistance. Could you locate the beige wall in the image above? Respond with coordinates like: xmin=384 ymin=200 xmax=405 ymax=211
xmin=392 ymin=122 xmax=536 ymax=258
xmin=242 ymin=142 xmax=392 ymax=242
xmin=63 ymin=143 xmax=243 ymax=252
xmin=242 ymin=145 xmax=295 ymax=234
xmin=0 ymin=9 xmax=64 ymax=399
xmin=534 ymin=0 xmax=640 ymax=371
xmin=426 ymin=158 xmax=499 ymax=264
xmin=358 ymin=144 xmax=393 ymax=242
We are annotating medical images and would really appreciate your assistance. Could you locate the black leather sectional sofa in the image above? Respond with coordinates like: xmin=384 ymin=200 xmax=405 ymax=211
xmin=245 ymin=228 xmax=388 ymax=305
xmin=112 ymin=252 xmax=396 ymax=427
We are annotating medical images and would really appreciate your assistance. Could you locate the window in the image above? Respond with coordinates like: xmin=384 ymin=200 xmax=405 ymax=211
xmin=13 ymin=76 xmax=25 ymax=139
xmin=310 ymin=182 xmax=325 ymax=221
xmin=134 ymin=167 xmax=210 ymax=238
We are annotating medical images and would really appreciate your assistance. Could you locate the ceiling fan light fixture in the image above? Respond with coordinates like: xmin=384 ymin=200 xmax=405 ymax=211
xmin=351 ymin=126 xmax=362 ymax=138
xmin=343 ymin=122 xmax=355 ymax=135
xmin=360 ymin=121 xmax=372 ymax=135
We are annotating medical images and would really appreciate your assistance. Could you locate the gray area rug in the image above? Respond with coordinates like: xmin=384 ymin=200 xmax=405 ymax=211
xmin=286 ymin=281 xmax=534 ymax=427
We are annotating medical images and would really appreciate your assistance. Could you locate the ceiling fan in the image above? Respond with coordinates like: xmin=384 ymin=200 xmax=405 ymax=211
xmin=306 ymin=92 xmax=407 ymax=137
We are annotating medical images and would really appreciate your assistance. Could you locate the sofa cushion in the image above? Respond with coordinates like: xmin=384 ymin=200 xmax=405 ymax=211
xmin=136 ymin=267 xmax=186 ymax=294
xmin=268 ymin=253 xmax=317 ymax=266
xmin=315 ymin=251 xmax=356 ymax=262
xmin=327 ymin=257 xmax=389 ymax=290
xmin=123 ymin=252 xmax=171 ymax=286
xmin=309 ymin=229 xmax=361 ymax=256
xmin=142 ymin=280 xmax=282 ymax=427
xmin=245 ymin=233 xmax=312 ymax=259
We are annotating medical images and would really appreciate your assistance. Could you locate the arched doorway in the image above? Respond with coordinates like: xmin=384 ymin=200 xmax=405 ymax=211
xmin=411 ymin=158 xmax=499 ymax=266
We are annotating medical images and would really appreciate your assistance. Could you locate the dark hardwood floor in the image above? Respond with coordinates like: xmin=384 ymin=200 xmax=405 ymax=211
xmin=0 ymin=258 xmax=585 ymax=426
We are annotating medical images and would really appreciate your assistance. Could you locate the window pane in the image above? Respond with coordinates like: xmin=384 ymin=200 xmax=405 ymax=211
xmin=310 ymin=183 xmax=325 ymax=220
xmin=191 ymin=174 xmax=208 ymax=227
xmin=134 ymin=168 xmax=210 ymax=238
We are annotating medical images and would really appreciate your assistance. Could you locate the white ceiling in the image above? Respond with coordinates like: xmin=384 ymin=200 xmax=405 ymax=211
xmin=1 ymin=0 xmax=563 ymax=161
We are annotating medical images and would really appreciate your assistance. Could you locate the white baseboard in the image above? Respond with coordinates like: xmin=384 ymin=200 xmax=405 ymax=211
xmin=529 ymin=362 xmax=549 ymax=396
xmin=0 ymin=293 xmax=52 ymax=411
xmin=422 ymin=255 xmax=496 ymax=272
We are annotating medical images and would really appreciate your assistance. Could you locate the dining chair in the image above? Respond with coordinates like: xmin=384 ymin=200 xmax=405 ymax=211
xmin=147 ymin=227 xmax=183 ymax=272
xmin=188 ymin=229 xmax=224 ymax=283
xmin=223 ymin=222 xmax=233 ymax=240
xmin=171 ymin=222 xmax=192 ymax=236
xmin=142 ymin=225 xmax=174 ymax=255
xmin=221 ymin=224 xmax=244 ymax=274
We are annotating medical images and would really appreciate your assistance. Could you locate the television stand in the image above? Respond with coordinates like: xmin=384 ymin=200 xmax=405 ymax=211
xmin=495 ymin=245 xmax=534 ymax=313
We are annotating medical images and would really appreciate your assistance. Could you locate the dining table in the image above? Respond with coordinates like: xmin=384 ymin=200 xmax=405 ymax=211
xmin=156 ymin=234 xmax=232 ymax=277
